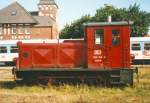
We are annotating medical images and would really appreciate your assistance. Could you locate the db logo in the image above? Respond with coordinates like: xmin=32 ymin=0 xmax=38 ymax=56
xmin=94 ymin=50 xmax=102 ymax=55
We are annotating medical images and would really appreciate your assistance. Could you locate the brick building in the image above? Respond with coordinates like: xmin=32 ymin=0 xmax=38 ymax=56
xmin=0 ymin=0 xmax=58 ymax=40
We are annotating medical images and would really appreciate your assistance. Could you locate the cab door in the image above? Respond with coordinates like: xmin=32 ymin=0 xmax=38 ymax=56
xmin=87 ymin=27 xmax=106 ymax=69
xmin=107 ymin=27 xmax=123 ymax=68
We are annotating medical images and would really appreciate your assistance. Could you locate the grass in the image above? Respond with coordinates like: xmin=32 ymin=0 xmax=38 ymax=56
xmin=0 ymin=67 xmax=150 ymax=103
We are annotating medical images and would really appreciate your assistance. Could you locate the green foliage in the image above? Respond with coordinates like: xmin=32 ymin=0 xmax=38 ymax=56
xmin=93 ymin=4 xmax=128 ymax=22
xmin=60 ymin=3 xmax=150 ymax=38
xmin=59 ymin=15 xmax=92 ymax=39
xmin=127 ymin=4 xmax=150 ymax=36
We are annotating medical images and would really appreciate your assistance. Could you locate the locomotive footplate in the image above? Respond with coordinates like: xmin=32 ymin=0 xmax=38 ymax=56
xmin=13 ymin=68 xmax=134 ymax=86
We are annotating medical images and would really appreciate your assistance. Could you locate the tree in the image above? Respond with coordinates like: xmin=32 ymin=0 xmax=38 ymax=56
xmin=59 ymin=4 xmax=150 ymax=38
xmin=59 ymin=15 xmax=92 ymax=39
xmin=94 ymin=3 xmax=150 ymax=37
xmin=127 ymin=4 xmax=150 ymax=36
xmin=93 ymin=4 xmax=128 ymax=22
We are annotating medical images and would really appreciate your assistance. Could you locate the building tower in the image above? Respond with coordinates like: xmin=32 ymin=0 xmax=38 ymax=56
xmin=38 ymin=0 xmax=58 ymax=21
xmin=38 ymin=0 xmax=58 ymax=39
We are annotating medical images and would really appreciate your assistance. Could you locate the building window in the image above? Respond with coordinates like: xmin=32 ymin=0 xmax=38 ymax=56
xmin=0 ymin=24 xmax=3 ymax=35
xmin=25 ymin=24 xmax=30 ymax=34
xmin=18 ymin=24 xmax=24 ymax=34
xmin=11 ymin=24 xmax=17 ymax=34
xmin=11 ymin=11 xmax=17 ymax=16
xmin=95 ymin=29 xmax=104 ymax=45
xmin=46 ymin=6 xmax=49 ymax=10
xmin=7 ymin=24 xmax=10 ymax=34
xmin=50 ymin=14 xmax=54 ymax=18
xmin=0 ymin=46 xmax=7 ymax=53
xmin=10 ymin=46 xmax=18 ymax=53
xmin=39 ymin=6 xmax=44 ymax=10
xmin=3 ymin=24 xmax=7 ymax=35
xmin=132 ymin=43 xmax=141 ymax=51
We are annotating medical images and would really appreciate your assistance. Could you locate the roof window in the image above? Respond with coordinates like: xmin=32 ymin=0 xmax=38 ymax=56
xmin=11 ymin=11 xmax=17 ymax=16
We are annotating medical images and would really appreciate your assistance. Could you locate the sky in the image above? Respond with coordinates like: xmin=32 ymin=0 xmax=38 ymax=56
xmin=0 ymin=0 xmax=149 ymax=31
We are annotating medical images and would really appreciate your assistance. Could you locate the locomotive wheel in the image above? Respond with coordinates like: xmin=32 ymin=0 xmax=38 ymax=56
xmin=37 ymin=76 xmax=54 ymax=86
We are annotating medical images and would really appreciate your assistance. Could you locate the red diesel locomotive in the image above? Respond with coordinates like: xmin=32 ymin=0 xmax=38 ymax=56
xmin=13 ymin=21 xmax=134 ymax=85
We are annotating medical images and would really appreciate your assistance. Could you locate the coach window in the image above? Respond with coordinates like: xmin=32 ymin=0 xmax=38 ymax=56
xmin=132 ymin=43 xmax=141 ymax=51
xmin=0 ymin=46 xmax=7 ymax=53
xmin=95 ymin=29 xmax=104 ymax=45
xmin=144 ymin=43 xmax=150 ymax=50
xmin=112 ymin=29 xmax=120 ymax=45
xmin=10 ymin=46 xmax=18 ymax=53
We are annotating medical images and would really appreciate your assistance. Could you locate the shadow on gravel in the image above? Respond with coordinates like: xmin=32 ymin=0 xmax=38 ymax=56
xmin=0 ymin=81 xmax=18 ymax=89
xmin=0 ymin=81 xmax=40 ymax=89
xmin=0 ymin=80 xmax=126 ymax=90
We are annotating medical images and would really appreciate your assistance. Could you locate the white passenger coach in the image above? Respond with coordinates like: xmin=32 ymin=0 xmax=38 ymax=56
xmin=130 ymin=37 xmax=150 ymax=64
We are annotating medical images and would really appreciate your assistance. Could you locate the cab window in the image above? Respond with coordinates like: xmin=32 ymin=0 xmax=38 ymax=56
xmin=112 ymin=29 xmax=120 ymax=45
xmin=95 ymin=29 xmax=104 ymax=45
xmin=132 ymin=43 xmax=141 ymax=51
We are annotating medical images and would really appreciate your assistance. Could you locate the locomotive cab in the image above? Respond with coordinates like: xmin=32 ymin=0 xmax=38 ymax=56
xmin=84 ymin=22 xmax=133 ymax=69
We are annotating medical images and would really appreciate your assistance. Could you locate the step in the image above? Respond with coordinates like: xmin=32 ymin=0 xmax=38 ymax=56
xmin=110 ymin=75 xmax=120 ymax=78
xmin=110 ymin=81 xmax=123 ymax=85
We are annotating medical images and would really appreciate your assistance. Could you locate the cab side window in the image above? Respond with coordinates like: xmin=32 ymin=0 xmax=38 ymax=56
xmin=95 ymin=29 xmax=104 ymax=45
xmin=112 ymin=29 xmax=120 ymax=45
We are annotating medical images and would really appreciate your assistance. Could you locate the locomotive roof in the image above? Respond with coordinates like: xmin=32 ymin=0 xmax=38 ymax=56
xmin=84 ymin=21 xmax=133 ymax=26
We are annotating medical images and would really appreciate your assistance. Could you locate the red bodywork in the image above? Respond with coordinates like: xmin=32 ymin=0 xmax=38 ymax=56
xmin=16 ymin=22 xmax=132 ymax=70
xmin=85 ymin=25 xmax=131 ymax=69
xmin=17 ymin=40 xmax=86 ymax=69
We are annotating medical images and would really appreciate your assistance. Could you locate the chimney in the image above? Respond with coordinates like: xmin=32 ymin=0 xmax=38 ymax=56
xmin=107 ymin=15 xmax=112 ymax=22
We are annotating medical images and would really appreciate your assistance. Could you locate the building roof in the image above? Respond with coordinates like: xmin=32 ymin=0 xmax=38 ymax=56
xmin=38 ymin=0 xmax=58 ymax=8
xmin=30 ymin=11 xmax=39 ymax=16
xmin=33 ymin=16 xmax=53 ymax=27
xmin=0 ymin=2 xmax=37 ymax=24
